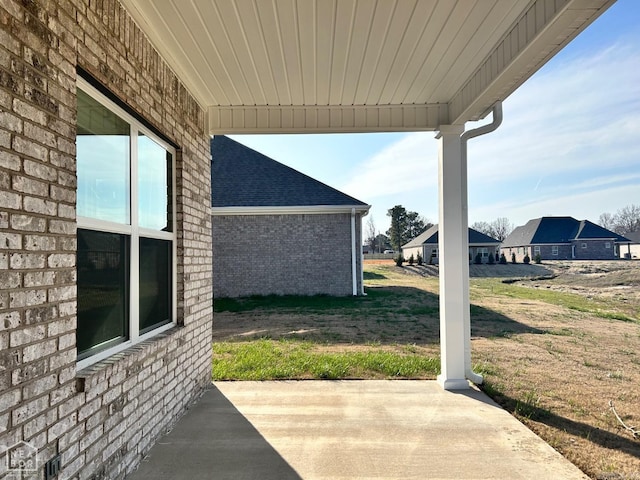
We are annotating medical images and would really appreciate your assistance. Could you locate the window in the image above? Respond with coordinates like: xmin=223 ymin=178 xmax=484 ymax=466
xmin=533 ymin=246 xmax=540 ymax=255
xmin=76 ymin=79 xmax=176 ymax=367
xmin=581 ymin=243 xmax=588 ymax=249
xmin=552 ymin=245 xmax=559 ymax=256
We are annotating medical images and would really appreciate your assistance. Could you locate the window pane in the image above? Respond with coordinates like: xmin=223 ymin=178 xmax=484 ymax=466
xmin=138 ymin=133 xmax=172 ymax=231
xmin=139 ymin=237 xmax=172 ymax=333
xmin=77 ymin=89 xmax=131 ymax=224
xmin=77 ymin=229 xmax=129 ymax=358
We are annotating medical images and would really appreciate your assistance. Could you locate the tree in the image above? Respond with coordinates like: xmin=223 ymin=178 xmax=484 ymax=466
xmin=613 ymin=204 xmax=640 ymax=235
xmin=491 ymin=217 xmax=513 ymax=242
xmin=373 ymin=233 xmax=391 ymax=253
xmin=365 ymin=216 xmax=377 ymax=252
xmin=386 ymin=205 xmax=432 ymax=252
xmin=598 ymin=212 xmax=616 ymax=231
xmin=387 ymin=205 xmax=408 ymax=252
xmin=471 ymin=221 xmax=492 ymax=237
xmin=598 ymin=204 xmax=640 ymax=236
xmin=406 ymin=211 xmax=432 ymax=239
xmin=471 ymin=218 xmax=513 ymax=242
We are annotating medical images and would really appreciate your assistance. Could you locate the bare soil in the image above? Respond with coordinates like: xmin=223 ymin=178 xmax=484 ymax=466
xmin=213 ymin=259 xmax=640 ymax=479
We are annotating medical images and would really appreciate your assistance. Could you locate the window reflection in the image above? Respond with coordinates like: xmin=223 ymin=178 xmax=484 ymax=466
xmin=77 ymin=89 xmax=130 ymax=224
xmin=138 ymin=133 xmax=171 ymax=231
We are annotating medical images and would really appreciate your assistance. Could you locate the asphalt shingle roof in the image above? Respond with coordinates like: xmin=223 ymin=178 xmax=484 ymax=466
xmin=211 ymin=136 xmax=368 ymax=208
xmin=625 ymin=231 xmax=640 ymax=243
xmin=402 ymin=225 xmax=500 ymax=248
xmin=501 ymin=216 xmax=629 ymax=247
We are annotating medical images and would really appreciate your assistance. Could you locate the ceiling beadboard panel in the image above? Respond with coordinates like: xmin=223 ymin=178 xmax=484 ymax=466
xmin=120 ymin=0 xmax=615 ymax=133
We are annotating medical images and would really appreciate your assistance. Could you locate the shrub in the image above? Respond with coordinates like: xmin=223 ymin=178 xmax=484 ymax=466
xmin=511 ymin=252 xmax=516 ymax=264
xmin=474 ymin=252 xmax=482 ymax=264
xmin=408 ymin=254 xmax=415 ymax=265
xmin=523 ymin=254 xmax=530 ymax=264
xmin=488 ymin=252 xmax=495 ymax=265
xmin=395 ymin=255 xmax=405 ymax=267
xmin=416 ymin=252 xmax=423 ymax=266
xmin=499 ymin=253 xmax=507 ymax=264
xmin=534 ymin=254 xmax=542 ymax=264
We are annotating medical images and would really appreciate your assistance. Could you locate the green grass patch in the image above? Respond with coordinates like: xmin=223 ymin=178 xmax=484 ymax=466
xmin=471 ymin=279 xmax=638 ymax=324
xmin=213 ymin=339 xmax=440 ymax=380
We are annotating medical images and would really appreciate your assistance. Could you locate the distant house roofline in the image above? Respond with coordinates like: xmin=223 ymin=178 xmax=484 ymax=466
xmin=502 ymin=216 xmax=630 ymax=247
xmin=211 ymin=136 xmax=370 ymax=209
xmin=211 ymin=205 xmax=370 ymax=216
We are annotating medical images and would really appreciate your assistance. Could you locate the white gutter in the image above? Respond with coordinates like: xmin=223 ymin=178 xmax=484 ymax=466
xmin=460 ymin=102 xmax=503 ymax=386
xmin=351 ymin=208 xmax=357 ymax=296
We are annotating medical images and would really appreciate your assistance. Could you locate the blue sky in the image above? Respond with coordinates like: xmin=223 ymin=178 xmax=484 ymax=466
xmin=230 ymin=0 xmax=640 ymax=236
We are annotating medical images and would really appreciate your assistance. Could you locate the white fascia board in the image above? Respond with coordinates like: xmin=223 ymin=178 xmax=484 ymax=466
xmin=211 ymin=205 xmax=371 ymax=216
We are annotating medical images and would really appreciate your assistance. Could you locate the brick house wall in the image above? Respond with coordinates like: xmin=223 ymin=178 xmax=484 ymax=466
xmin=1 ymin=1 xmax=212 ymax=480
xmin=212 ymin=213 xmax=363 ymax=297
xmin=503 ymin=240 xmax=619 ymax=262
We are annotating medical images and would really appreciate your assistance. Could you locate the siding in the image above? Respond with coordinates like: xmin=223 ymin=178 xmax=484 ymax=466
xmin=0 ymin=1 xmax=212 ymax=479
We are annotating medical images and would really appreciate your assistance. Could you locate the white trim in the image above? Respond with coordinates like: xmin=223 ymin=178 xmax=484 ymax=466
xmin=211 ymin=205 xmax=370 ymax=216
xmin=208 ymin=104 xmax=449 ymax=134
xmin=351 ymin=208 xmax=357 ymax=296
xmin=76 ymin=322 xmax=175 ymax=371
xmin=77 ymin=216 xmax=132 ymax=235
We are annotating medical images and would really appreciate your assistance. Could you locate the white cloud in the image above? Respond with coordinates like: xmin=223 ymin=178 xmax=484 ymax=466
xmin=339 ymin=132 xmax=438 ymax=200
xmin=468 ymin=40 xmax=640 ymax=185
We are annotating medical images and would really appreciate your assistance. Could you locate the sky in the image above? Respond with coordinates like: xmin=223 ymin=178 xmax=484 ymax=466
xmin=229 ymin=0 xmax=640 ymax=237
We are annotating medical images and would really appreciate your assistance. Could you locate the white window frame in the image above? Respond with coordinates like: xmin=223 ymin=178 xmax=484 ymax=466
xmin=76 ymin=78 xmax=177 ymax=370
xmin=533 ymin=246 xmax=540 ymax=255
xmin=552 ymin=245 xmax=559 ymax=256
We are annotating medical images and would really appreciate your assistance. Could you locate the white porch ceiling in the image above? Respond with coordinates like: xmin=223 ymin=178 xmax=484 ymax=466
xmin=121 ymin=0 xmax=615 ymax=134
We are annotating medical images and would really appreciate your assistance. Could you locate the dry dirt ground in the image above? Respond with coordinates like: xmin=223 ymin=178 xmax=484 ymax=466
xmin=213 ymin=260 xmax=640 ymax=479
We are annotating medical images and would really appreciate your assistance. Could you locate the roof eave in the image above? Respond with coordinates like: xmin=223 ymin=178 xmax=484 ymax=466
xmin=211 ymin=205 xmax=371 ymax=216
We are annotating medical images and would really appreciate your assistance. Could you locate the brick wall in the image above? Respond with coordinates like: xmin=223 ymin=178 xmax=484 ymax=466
xmin=212 ymin=213 xmax=363 ymax=298
xmin=0 ymin=1 xmax=212 ymax=479
xmin=502 ymin=241 xmax=620 ymax=262
xmin=572 ymin=240 xmax=618 ymax=260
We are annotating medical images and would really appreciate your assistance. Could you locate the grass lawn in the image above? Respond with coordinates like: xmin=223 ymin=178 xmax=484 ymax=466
xmin=212 ymin=261 xmax=640 ymax=479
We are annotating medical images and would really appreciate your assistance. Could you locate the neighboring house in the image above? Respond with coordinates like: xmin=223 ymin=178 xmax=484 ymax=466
xmin=402 ymin=225 xmax=501 ymax=264
xmin=211 ymin=136 xmax=370 ymax=297
xmin=501 ymin=217 xmax=630 ymax=261
xmin=620 ymin=231 xmax=640 ymax=259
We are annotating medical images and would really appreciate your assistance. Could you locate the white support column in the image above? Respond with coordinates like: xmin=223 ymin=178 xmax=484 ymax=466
xmin=436 ymin=125 xmax=469 ymax=390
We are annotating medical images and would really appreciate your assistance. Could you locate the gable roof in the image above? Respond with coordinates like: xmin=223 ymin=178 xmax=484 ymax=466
xmin=624 ymin=231 xmax=640 ymax=243
xmin=502 ymin=217 xmax=629 ymax=247
xmin=402 ymin=225 xmax=500 ymax=249
xmin=211 ymin=136 xmax=369 ymax=210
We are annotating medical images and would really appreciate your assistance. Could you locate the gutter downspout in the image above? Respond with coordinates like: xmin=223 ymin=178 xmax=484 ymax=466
xmin=460 ymin=102 xmax=503 ymax=385
xmin=351 ymin=208 xmax=357 ymax=296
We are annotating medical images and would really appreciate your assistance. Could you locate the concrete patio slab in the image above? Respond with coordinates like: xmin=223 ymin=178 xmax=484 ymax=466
xmin=128 ymin=381 xmax=588 ymax=480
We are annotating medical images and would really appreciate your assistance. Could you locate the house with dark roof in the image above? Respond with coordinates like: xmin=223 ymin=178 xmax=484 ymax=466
xmin=402 ymin=225 xmax=501 ymax=264
xmin=211 ymin=136 xmax=370 ymax=297
xmin=619 ymin=231 xmax=640 ymax=259
xmin=501 ymin=217 xmax=630 ymax=261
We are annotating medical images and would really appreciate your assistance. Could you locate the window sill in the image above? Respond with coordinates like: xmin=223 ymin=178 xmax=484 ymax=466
xmin=76 ymin=322 xmax=180 ymax=392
